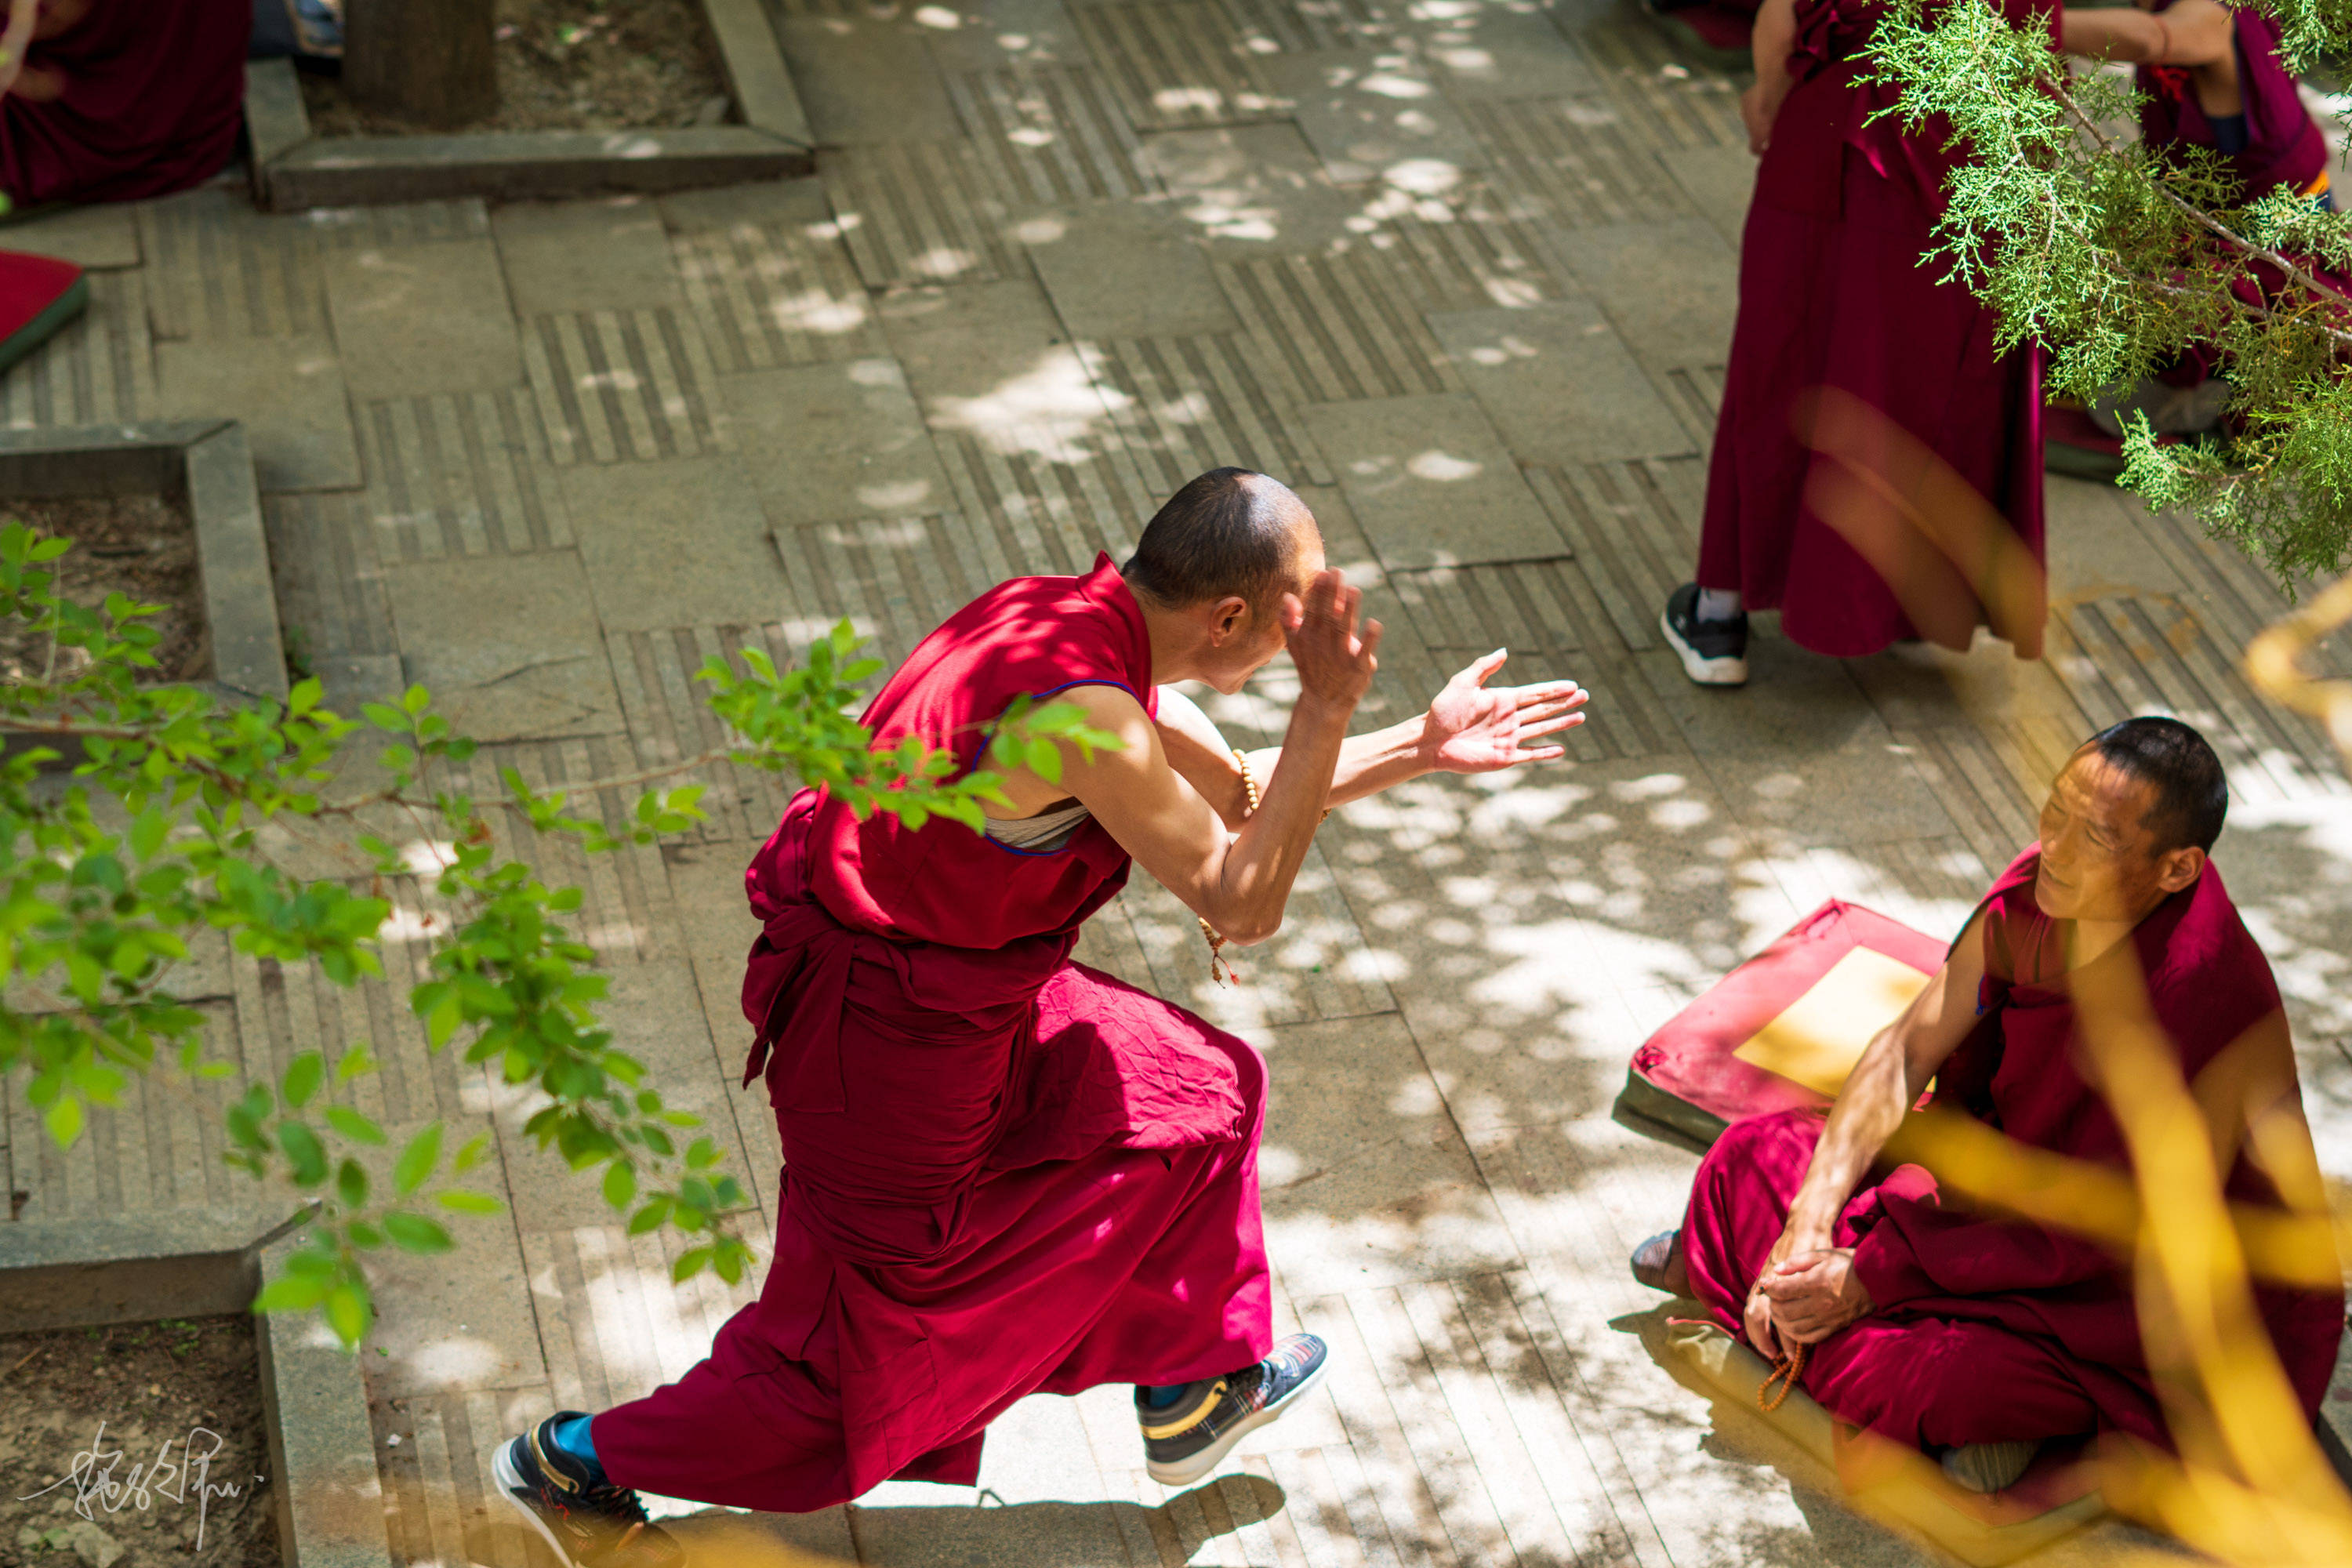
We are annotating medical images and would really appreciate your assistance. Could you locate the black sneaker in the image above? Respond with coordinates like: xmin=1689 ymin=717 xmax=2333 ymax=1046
xmin=1661 ymin=583 xmax=1749 ymax=687
xmin=492 ymin=1412 xmax=684 ymax=1568
xmin=1137 ymin=1333 xmax=1330 ymax=1486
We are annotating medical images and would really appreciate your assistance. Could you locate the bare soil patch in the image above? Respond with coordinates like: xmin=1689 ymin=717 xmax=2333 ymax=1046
xmin=0 ymin=1316 xmax=277 ymax=1568
xmin=0 ymin=494 xmax=209 ymax=687
xmin=299 ymin=0 xmax=728 ymax=136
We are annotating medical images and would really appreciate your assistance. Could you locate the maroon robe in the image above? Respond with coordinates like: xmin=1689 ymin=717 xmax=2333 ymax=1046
xmin=1697 ymin=0 xmax=2047 ymax=659
xmin=593 ymin=555 xmax=1273 ymax=1509
xmin=2135 ymin=4 xmax=2347 ymax=390
xmin=0 ymin=0 xmax=249 ymax=208
xmin=2139 ymin=2 xmax=2328 ymax=204
xmin=1679 ymin=848 xmax=2343 ymax=1451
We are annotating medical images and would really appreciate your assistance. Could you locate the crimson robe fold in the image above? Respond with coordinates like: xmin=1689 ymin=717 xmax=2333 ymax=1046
xmin=593 ymin=555 xmax=1274 ymax=1511
xmin=0 ymin=0 xmax=249 ymax=209
xmin=1677 ymin=848 xmax=2343 ymax=1452
xmin=1698 ymin=0 xmax=2047 ymax=659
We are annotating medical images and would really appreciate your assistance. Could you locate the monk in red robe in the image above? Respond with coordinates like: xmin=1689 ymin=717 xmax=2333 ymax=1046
xmin=492 ymin=469 xmax=1588 ymax=1565
xmin=1632 ymin=717 xmax=2343 ymax=1494
xmin=2048 ymin=0 xmax=2347 ymax=460
xmin=1659 ymin=0 xmax=2047 ymax=686
xmin=0 ymin=0 xmax=249 ymax=212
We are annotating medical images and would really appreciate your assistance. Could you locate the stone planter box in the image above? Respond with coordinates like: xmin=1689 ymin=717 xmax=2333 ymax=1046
xmin=0 ymin=420 xmax=289 ymax=758
xmin=0 ymin=1204 xmax=389 ymax=1568
xmin=245 ymin=0 xmax=813 ymax=210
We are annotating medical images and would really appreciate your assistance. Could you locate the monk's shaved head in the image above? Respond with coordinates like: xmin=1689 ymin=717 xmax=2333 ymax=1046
xmin=1122 ymin=468 xmax=1317 ymax=612
xmin=2084 ymin=716 xmax=2227 ymax=855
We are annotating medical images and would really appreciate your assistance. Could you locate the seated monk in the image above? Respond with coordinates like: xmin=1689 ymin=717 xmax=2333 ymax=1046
xmin=0 ymin=0 xmax=249 ymax=213
xmin=1631 ymin=717 xmax=2344 ymax=1494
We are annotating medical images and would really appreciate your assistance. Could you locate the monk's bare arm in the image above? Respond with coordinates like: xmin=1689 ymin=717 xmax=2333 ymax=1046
xmin=1053 ymin=572 xmax=1380 ymax=944
xmin=1779 ymin=906 xmax=1994 ymax=1254
xmin=2059 ymin=0 xmax=2233 ymax=65
xmin=1160 ymin=655 xmax=1587 ymax=822
xmin=1744 ymin=0 xmax=1799 ymax=153
xmin=1740 ymin=908 xmax=1994 ymax=1354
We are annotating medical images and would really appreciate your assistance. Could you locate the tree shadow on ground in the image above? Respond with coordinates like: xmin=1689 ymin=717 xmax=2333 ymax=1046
xmin=640 ymin=1476 xmax=1286 ymax=1568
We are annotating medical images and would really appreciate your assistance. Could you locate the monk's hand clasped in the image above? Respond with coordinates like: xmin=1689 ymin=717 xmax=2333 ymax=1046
xmin=1283 ymin=567 xmax=1382 ymax=713
xmin=1420 ymin=650 xmax=1588 ymax=773
xmin=1760 ymin=1247 xmax=1874 ymax=1346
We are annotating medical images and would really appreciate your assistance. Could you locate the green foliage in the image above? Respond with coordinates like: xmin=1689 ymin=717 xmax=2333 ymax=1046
xmin=1864 ymin=0 xmax=2352 ymax=589
xmin=0 ymin=519 xmax=1120 ymax=1350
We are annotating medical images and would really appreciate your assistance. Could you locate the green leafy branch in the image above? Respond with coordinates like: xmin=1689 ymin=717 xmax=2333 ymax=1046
xmin=1864 ymin=0 xmax=2352 ymax=587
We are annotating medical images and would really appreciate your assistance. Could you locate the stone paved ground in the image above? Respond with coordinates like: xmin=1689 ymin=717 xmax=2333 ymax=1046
xmin=7 ymin=1 xmax=2352 ymax=1565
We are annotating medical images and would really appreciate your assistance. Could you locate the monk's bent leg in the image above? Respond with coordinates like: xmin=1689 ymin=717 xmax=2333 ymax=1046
xmin=1037 ymin=1018 xmax=1274 ymax=1394
xmin=1800 ymin=1316 xmax=2099 ymax=1449
xmin=1678 ymin=1109 xmax=1832 ymax=1334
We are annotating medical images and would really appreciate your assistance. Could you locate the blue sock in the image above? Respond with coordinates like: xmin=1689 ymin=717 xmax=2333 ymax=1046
xmin=549 ymin=1414 xmax=607 ymax=1483
xmin=1138 ymin=1383 xmax=1193 ymax=1409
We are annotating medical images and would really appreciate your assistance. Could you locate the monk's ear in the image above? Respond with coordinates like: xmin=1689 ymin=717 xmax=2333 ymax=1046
xmin=2156 ymin=844 xmax=2206 ymax=895
xmin=1205 ymin=594 xmax=1252 ymax=645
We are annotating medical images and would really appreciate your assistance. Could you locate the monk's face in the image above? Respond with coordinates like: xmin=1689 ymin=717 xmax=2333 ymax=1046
xmin=2033 ymin=748 xmax=2205 ymax=923
xmin=1194 ymin=517 xmax=1327 ymax=695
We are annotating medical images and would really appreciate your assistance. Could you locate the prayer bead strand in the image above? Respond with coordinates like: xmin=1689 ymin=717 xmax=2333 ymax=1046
xmin=1758 ymin=1341 xmax=1806 ymax=1413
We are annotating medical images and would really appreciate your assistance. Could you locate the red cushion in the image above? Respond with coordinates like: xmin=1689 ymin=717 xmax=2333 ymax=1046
xmin=1621 ymin=900 xmax=1950 ymax=1145
xmin=0 ymin=249 xmax=82 ymax=341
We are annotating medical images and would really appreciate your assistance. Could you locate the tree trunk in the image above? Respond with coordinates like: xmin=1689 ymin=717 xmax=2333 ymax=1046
xmin=343 ymin=0 xmax=496 ymax=129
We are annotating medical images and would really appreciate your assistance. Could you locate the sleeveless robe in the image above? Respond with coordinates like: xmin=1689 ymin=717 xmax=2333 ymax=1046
xmin=593 ymin=554 xmax=1273 ymax=1509
xmin=1676 ymin=848 xmax=2343 ymax=1450
xmin=0 ymin=0 xmax=249 ymax=208
xmin=2132 ymin=4 xmax=2347 ymax=391
xmin=1696 ymin=0 xmax=2047 ymax=660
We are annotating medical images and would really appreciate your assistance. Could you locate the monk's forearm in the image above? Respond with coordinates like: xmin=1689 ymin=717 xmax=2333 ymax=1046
xmin=1240 ymin=713 xmax=1433 ymax=814
xmin=1784 ymin=1033 xmax=1911 ymax=1247
xmin=1210 ymin=695 xmax=1354 ymax=943
xmin=1751 ymin=0 xmax=1798 ymax=106
xmin=2058 ymin=9 xmax=2162 ymax=62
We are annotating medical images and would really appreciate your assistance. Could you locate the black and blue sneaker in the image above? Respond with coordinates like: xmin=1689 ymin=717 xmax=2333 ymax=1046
xmin=492 ymin=1412 xmax=684 ymax=1568
xmin=1661 ymin=583 xmax=1749 ymax=687
xmin=1137 ymin=1333 xmax=1330 ymax=1486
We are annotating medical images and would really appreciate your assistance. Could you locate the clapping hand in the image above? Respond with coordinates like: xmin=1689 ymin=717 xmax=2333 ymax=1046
xmin=1419 ymin=650 xmax=1588 ymax=773
xmin=1283 ymin=568 xmax=1383 ymax=714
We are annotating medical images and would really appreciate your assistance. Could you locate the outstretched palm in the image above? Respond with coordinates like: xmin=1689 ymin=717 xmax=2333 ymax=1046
xmin=1421 ymin=651 xmax=1587 ymax=773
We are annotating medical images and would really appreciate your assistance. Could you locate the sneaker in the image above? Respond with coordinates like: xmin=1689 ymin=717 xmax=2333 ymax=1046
xmin=1661 ymin=583 xmax=1749 ymax=687
xmin=492 ymin=1413 xmax=684 ymax=1568
xmin=1138 ymin=1334 xmax=1330 ymax=1486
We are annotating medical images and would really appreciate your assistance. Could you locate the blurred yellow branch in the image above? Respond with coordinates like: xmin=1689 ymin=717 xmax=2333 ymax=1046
xmin=2243 ymin=569 xmax=2352 ymax=764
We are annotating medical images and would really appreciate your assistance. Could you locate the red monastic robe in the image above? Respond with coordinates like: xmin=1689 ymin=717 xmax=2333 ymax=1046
xmin=1697 ymin=0 xmax=2047 ymax=659
xmin=593 ymin=555 xmax=1273 ymax=1510
xmin=0 ymin=0 xmax=249 ymax=208
xmin=1679 ymin=848 xmax=2343 ymax=1450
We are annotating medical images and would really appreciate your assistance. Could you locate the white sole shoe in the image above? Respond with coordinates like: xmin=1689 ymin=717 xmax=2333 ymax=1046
xmin=1144 ymin=1354 xmax=1331 ymax=1487
xmin=492 ymin=1439 xmax=586 ymax=1568
xmin=1661 ymin=605 xmax=1749 ymax=686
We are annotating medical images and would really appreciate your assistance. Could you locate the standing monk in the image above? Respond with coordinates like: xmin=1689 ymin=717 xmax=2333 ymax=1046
xmin=493 ymin=469 xmax=1587 ymax=1563
xmin=1632 ymin=719 xmax=2343 ymax=1493
xmin=1660 ymin=0 xmax=2048 ymax=687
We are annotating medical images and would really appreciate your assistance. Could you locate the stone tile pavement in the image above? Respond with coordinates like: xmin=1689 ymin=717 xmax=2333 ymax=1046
xmin=6 ymin=1 xmax=2352 ymax=1565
